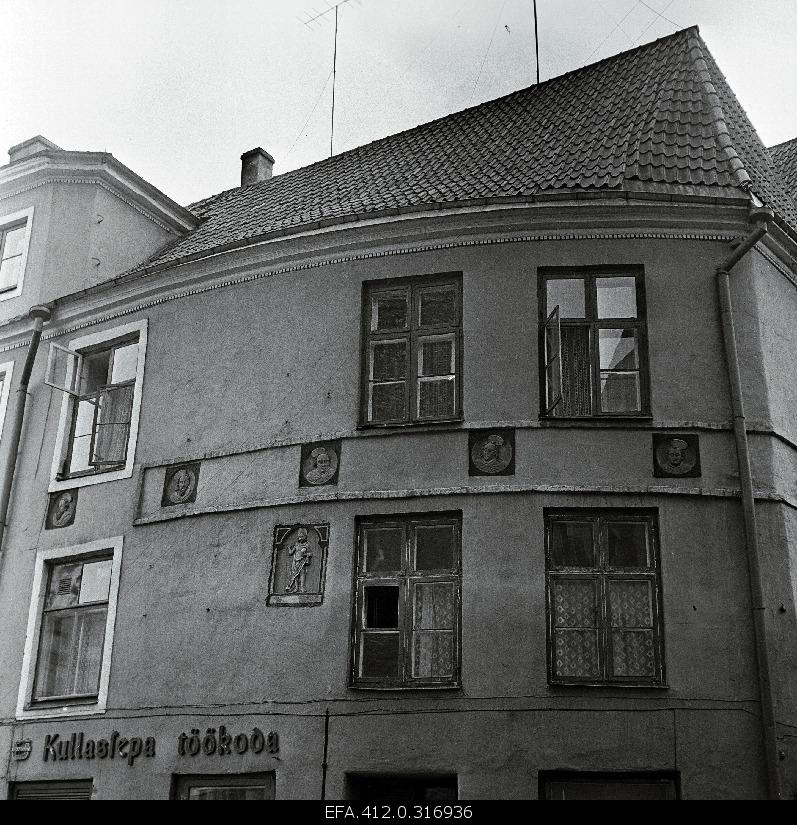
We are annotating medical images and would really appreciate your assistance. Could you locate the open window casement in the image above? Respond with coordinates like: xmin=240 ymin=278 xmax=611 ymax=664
xmin=88 ymin=384 xmax=134 ymax=467
xmin=44 ymin=343 xmax=82 ymax=397
xmin=543 ymin=305 xmax=563 ymax=415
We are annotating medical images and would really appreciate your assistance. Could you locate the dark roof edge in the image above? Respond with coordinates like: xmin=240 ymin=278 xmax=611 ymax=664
xmin=685 ymin=32 xmax=751 ymax=192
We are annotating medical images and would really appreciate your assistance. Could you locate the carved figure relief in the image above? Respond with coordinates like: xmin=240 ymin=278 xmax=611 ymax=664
xmin=469 ymin=429 xmax=515 ymax=476
xmin=162 ymin=462 xmax=201 ymax=507
xmin=268 ymin=523 xmax=329 ymax=606
xmin=653 ymin=434 xmax=701 ymax=478
xmin=46 ymin=489 xmax=78 ymax=529
xmin=299 ymin=440 xmax=340 ymax=487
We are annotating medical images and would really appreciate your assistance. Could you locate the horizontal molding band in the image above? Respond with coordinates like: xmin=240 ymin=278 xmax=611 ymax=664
xmin=0 ymin=229 xmax=738 ymax=351
xmin=135 ymin=418 xmax=797 ymax=472
xmin=133 ymin=481 xmax=794 ymax=527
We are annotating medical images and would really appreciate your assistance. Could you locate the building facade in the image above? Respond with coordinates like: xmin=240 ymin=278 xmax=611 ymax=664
xmin=0 ymin=28 xmax=795 ymax=800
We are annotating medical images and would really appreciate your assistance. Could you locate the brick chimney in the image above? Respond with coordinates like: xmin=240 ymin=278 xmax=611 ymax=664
xmin=240 ymin=147 xmax=274 ymax=187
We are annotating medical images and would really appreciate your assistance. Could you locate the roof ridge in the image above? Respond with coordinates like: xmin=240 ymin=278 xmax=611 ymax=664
xmin=768 ymin=136 xmax=797 ymax=152
xmin=685 ymin=32 xmax=752 ymax=192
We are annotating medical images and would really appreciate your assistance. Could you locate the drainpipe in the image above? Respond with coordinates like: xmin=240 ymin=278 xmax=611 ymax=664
xmin=715 ymin=205 xmax=781 ymax=799
xmin=0 ymin=305 xmax=52 ymax=560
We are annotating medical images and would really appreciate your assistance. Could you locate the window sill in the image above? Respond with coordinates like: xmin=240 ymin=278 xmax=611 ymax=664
xmin=548 ymin=681 xmax=668 ymax=690
xmin=49 ymin=463 xmax=134 ymax=493
xmin=540 ymin=416 xmax=654 ymax=428
xmin=349 ymin=682 xmax=462 ymax=692
xmin=18 ymin=700 xmax=104 ymax=721
xmin=356 ymin=418 xmax=464 ymax=433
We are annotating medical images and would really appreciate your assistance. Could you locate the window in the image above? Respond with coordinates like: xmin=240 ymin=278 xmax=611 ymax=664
xmin=540 ymin=268 xmax=649 ymax=417
xmin=545 ymin=511 xmax=664 ymax=686
xmin=347 ymin=774 xmax=458 ymax=801
xmin=172 ymin=773 xmax=276 ymax=800
xmin=0 ymin=207 xmax=34 ymax=299
xmin=540 ymin=772 xmax=679 ymax=800
xmin=9 ymin=780 xmax=94 ymax=801
xmin=0 ymin=359 xmax=14 ymax=442
xmin=17 ymin=538 xmax=123 ymax=719
xmin=47 ymin=320 xmax=147 ymax=491
xmin=352 ymin=513 xmax=461 ymax=688
xmin=361 ymin=275 xmax=462 ymax=425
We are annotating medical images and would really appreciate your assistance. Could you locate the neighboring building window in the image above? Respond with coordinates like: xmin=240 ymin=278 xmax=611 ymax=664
xmin=0 ymin=359 xmax=15 ymax=443
xmin=540 ymin=772 xmax=678 ymax=800
xmin=352 ymin=513 xmax=461 ymax=688
xmin=9 ymin=780 xmax=94 ymax=800
xmin=173 ymin=774 xmax=275 ymax=800
xmin=361 ymin=274 xmax=462 ymax=425
xmin=540 ymin=268 xmax=649 ymax=417
xmin=347 ymin=774 xmax=458 ymax=800
xmin=0 ymin=207 xmax=34 ymax=299
xmin=47 ymin=320 xmax=147 ymax=491
xmin=545 ymin=510 xmax=664 ymax=686
xmin=16 ymin=538 xmax=123 ymax=719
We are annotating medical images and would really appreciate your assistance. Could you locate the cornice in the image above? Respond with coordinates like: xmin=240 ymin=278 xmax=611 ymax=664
xmin=0 ymin=154 xmax=197 ymax=233
xmin=0 ymin=227 xmax=742 ymax=351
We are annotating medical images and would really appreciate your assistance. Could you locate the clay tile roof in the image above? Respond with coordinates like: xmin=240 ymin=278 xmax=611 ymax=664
xmin=769 ymin=136 xmax=797 ymax=204
xmin=140 ymin=26 xmax=797 ymax=273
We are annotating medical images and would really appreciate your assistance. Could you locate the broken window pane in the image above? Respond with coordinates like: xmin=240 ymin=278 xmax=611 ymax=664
xmin=365 ymin=586 xmax=399 ymax=628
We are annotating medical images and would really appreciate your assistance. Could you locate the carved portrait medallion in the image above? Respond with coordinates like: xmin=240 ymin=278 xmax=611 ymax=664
xmin=46 ymin=489 xmax=78 ymax=529
xmin=267 ymin=523 xmax=329 ymax=607
xmin=161 ymin=462 xmax=201 ymax=506
xmin=653 ymin=434 xmax=701 ymax=478
xmin=469 ymin=429 xmax=515 ymax=476
xmin=299 ymin=440 xmax=341 ymax=487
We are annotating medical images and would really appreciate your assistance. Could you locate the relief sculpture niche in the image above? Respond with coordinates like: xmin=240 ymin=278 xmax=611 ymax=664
xmin=161 ymin=461 xmax=201 ymax=507
xmin=468 ymin=428 xmax=515 ymax=476
xmin=299 ymin=440 xmax=341 ymax=487
xmin=652 ymin=434 xmax=701 ymax=478
xmin=46 ymin=489 xmax=78 ymax=530
xmin=267 ymin=523 xmax=329 ymax=606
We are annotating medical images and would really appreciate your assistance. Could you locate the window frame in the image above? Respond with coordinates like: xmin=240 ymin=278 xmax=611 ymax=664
xmin=48 ymin=319 xmax=147 ymax=492
xmin=538 ymin=266 xmax=650 ymax=419
xmin=0 ymin=206 xmax=34 ymax=301
xmin=539 ymin=771 xmax=679 ymax=800
xmin=16 ymin=537 xmax=124 ymax=720
xmin=171 ymin=773 xmax=276 ymax=800
xmin=544 ymin=509 xmax=665 ymax=688
xmin=350 ymin=512 xmax=462 ymax=690
xmin=0 ymin=359 xmax=15 ymax=445
xmin=359 ymin=273 xmax=463 ymax=427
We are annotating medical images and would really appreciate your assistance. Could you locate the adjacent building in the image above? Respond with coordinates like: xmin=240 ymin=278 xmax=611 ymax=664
xmin=0 ymin=27 xmax=795 ymax=800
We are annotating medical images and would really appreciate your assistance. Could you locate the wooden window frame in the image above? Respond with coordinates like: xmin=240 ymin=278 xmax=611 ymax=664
xmin=48 ymin=319 xmax=147 ymax=493
xmin=59 ymin=334 xmax=139 ymax=481
xmin=171 ymin=773 xmax=276 ymax=800
xmin=360 ymin=273 xmax=463 ymax=427
xmin=30 ymin=555 xmax=113 ymax=704
xmin=539 ymin=771 xmax=679 ymax=800
xmin=350 ymin=512 xmax=462 ymax=690
xmin=544 ymin=509 xmax=665 ymax=687
xmin=17 ymin=537 xmax=124 ymax=720
xmin=538 ymin=266 xmax=651 ymax=419
xmin=0 ymin=206 xmax=34 ymax=301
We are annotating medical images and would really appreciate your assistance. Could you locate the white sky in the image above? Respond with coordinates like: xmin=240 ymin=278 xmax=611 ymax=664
xmin=2 ymin=0 xmax=796 ymax=206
